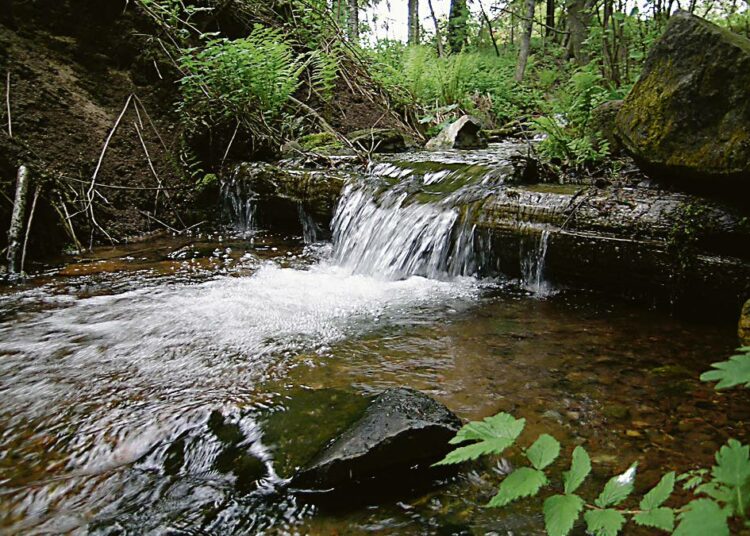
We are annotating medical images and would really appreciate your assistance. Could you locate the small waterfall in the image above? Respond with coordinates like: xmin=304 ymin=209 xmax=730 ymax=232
xmin=297 ymin=203 xmax=323 ymax=244
xmin=221 ymin=175 xmax=257 ymax=237
xmin=521 ymin=227 xmax=552 ymax=296
xmin=331 ymin=182 xmax=478 ymax=280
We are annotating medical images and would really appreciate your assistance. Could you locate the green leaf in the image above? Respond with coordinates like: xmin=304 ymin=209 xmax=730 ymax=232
xmin=681 ymin=475 xmax=705 ymax=490
xmin=673 ymin=499 xmax=730 ymax=536
xmin=435 ymin=438 xmax=517 ymax=465
xmin=712 ymin=439 xmax=750 ymax=488
xmin=435 ymin=413 xmax=525 ymax=466
xmin=640 ymin=472 xmax=675 ymax=510
xmin=563 ymin=446 xmax=591 ymax=494
xmin=583 ymin=508 xmax=626 ymax=536
xmin=487 ymin=467 xmax=548 ymax=507
xmin=700 ymin=347 xmax=750 ymax=390
xmin=633 ymin=508 xmax=674 ymax=532
xmin=450 ymin=413 xmax=525 ymax=445
xmin=526 ymin=434 xmax=561 ymax=471
xmin=595 ymin=463 xmax=637 ymax=508
xmin=543 ymin=494 xmax=584 ymax=536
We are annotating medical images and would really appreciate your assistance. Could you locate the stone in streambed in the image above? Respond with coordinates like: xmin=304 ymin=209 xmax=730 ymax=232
xmin=291 ymin=388 xmax=462 ymax=497
xmin=425 ymin=116 xmax=488 ymax=151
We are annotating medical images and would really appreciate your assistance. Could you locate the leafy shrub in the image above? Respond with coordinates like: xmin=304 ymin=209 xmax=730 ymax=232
xmin=178 ymin=25 xmax=304 ymax=124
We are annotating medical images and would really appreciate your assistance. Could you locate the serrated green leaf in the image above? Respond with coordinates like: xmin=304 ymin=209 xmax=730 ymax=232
xmin=633 ymin=507 xmax=674 ymax=532
xmin=583 ymin=508 xmax=626 ymax=536
xmin=677 ymin=469 xmax=707 ymax=482
xmin=682 ymin=475 xmax=704 ymax=490
xmin=595 ymin=463 xmax=637 ymax=508
xmin=526 ymin=434 xmax=561 ymax=471
xmin=673 ymin=499 xmax=730 ymax=536
xmin=434 ymin=437 xmax=515 ymax=465
xmin=487 ymin=467 xmax=547 ymax=507
xmin=436 ymin=413 xmax=525 ymax=466
xmin=543 ymin=494 xmax=584 ymax=536
xmin=449 ymin=413 xmax=526 ymax=445
xmin=564 ymin=446 xmax=591 ymax=494
xmin=695 ymin=481 xmax=733 ymax=503
xmin=700 ymin=348 xmax=750 ymax=390
xmin=712 ymin=439 xmax=750 ymax=488
xmin=640 ymin=472 xmax=675 ymax=510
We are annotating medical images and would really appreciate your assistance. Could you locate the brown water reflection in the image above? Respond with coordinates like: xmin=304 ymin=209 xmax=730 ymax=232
xmin=0 ymin=233 xmax=746 ymax=535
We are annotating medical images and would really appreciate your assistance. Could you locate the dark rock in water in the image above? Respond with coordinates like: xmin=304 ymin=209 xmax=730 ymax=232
xmin=590 ymin=100 xmax=623 ymax=156
xmin=426 ymin=116 xmax=488 ymax=151
xmin=347 ymin=128 xmax=414 ymax=153
xmin=740 ymin=299 xmax=750 ymax=346
xmin=615 ymin=12 xmax=750 ymax=191
xmin=291 ymin=388 xmax=461 ymax=498
xmin=260 ymin=388 xmax=372 ymax=479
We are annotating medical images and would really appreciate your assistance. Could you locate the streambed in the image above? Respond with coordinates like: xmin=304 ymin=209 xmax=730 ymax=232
xmin=0 ymin=228 xmax=746 ymax=535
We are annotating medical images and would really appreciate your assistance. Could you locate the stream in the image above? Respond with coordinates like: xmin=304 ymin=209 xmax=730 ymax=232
xmin=0 ymin=145 xmax=748 ymax=535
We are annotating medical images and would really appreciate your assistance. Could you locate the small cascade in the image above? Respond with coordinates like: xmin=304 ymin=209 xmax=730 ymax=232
xmin=330 ymin=178 xmax=481 ymax=281
xmin=297 ymin=203 xmax=323 ymax=244
xmin=521 ymin=227 xmax=552 ymax=296
xmin=221 ymin=174 xmax=257 ymax=237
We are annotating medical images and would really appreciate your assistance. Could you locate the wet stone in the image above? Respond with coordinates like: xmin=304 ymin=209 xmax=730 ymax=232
xmin=291 ymin=388 xmax=462 ymax=499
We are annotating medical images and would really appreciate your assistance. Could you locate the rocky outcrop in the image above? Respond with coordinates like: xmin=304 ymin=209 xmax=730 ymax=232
xmin=615 ymin=12 xmax=750 ymax=191
xmin=291 ymin=388 xmax=461 ymax=496
xmin=425 ymin=116 xmax=488 ymax=151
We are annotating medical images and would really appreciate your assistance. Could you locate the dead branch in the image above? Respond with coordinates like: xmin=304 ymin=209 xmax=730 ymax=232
xmin=20 ymin=186 xmax=41 ymax=274
xmin=5 ymin=71 xmax=11 ymax=138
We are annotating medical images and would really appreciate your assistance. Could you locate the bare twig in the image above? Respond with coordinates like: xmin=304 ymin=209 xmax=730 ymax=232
xmin=138 ymin=209 xmax=179 ymax=233
xmin=221 ymin=120 xmax=241 ymax=167
xmin=20 ymin=186 xmax=41 ymax=274
xmin=5 ymin=71 xmax=11 ymax=138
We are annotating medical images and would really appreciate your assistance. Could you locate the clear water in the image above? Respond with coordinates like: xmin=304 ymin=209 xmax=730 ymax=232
xmin=0 ymin=145 xmax=746 ymax=534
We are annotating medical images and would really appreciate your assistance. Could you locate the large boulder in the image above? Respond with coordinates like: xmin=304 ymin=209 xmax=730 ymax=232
xmin=425 ymin=116 xmax=488 ymax=151
xmin=291 ymin=388 xmax=461 ymax=497
xmin=740 ymin=299 xmax=750 ymax=346
xmin=615 ymin=12 xmax=750 ymax=190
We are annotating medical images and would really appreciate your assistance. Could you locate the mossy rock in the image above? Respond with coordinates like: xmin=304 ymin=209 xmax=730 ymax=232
xmin=297 ymin=132 xmax=344 ymax=154
xmin=615 ymin=12 xmax=750 ymax=189
xmin=740 ymin=299 xmax=750 ymax=346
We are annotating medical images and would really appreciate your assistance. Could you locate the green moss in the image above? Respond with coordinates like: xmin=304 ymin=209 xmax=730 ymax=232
xmin=298 ymin=132 xmax=343 ymax=152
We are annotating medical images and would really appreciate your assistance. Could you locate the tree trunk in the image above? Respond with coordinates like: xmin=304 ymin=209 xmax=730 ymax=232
xmin=347 ymin=0 xmax=359 ymax=42
xmin=6 ymin=165 xmax=29 ymax=277
xmin=546 ymin=0 xmax=555 ymax=38
xmin=427 ymin=0 xmax=445 ymax=56
xmin=447 ymin=0 xmax=468 ymax=54
xmin=408 ymin=0 xmax=420 ymax=45
xmin=565 ymin=0 xmax=594 ymax=64
xmin=515 ymin=0 xmax=536 ymax=82
xmin=478 ymin=0 xmax=500 ymax=56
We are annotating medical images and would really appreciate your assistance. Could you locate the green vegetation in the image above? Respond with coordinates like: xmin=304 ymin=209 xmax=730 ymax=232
xmin=437 ymin=346 xmax=750 ymax=535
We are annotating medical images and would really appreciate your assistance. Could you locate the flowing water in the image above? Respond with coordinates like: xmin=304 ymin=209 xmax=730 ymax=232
xmin=0 ymin=146 xmax=747 ymax=535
